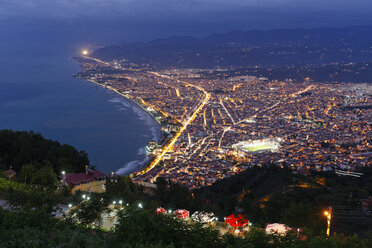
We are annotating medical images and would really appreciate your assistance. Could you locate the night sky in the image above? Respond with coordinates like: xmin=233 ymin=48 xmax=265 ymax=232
xmin=1 ymin=0 xmax=372 ymax=45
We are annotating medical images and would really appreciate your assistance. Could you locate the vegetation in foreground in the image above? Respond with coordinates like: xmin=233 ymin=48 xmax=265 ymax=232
xmin=1 ymin=129 xmax=372 ymax=247
xmin=1 ymin=201 xmax=372 ymax=248
xmin=0 ymin=129 xmax=89 ymax=174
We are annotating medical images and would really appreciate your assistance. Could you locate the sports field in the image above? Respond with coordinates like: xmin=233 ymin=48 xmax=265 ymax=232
xmin=243 ymin=144 xmax=275 ymax=152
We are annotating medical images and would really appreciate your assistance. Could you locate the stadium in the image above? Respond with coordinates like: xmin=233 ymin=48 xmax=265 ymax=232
xmin=232 ymin=139 xmax=280 ymax=153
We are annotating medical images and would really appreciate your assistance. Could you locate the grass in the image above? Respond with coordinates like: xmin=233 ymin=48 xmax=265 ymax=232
xmin=0 ymin=177 xmax=33 ymax=196
xmin=243 ymin=144 xmax=275 ymax=152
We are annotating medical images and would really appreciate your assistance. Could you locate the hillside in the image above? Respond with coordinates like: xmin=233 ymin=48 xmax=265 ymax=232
xmin=0 ymin=129 xmax=89 ymax=174
xmin=0 ymin=131 xmax=372 ymax=246
xmin=195 ymin=165 xmax=372 ymax=236
xmin=92 ymin=26 xmax=372 ymax=68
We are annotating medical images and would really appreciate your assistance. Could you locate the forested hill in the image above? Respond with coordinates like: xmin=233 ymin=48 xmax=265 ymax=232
xmin=195 ymin=165 xmax=372 ymax=236
xmin=92 ymin=25 xmax=372 ymax=68
xmin=0 ymin=129 xmax=89 ymax=173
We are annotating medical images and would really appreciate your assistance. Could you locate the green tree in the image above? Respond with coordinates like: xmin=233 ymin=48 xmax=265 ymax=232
xmin=19 ymin=163 xmax=36 ymax=184
xmin=31 ymin=163 xmax=57 ymax=188
xmin=71 ymin=197 xmax=108 ymax=228
xmin=115 ymin=207 xmax=223 ymax=248
xmin=106 ymin=175 xmax=144 ymax=203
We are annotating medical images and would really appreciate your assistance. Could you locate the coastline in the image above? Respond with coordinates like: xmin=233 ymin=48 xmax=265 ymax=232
xmin=79 ymin=77 xmax=164 ymax=174
xmin=74 ymin=56 xmax=210 ymax=178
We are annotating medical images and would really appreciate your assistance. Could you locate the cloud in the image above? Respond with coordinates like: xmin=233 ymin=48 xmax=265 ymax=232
xmin=1 ymin=0 xmax=371 ymax=44
xmin=2 ymin=0 xmax=371 ymax=21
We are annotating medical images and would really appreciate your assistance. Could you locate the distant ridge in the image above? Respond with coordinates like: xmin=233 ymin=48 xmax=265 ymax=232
xmin=93 ymin=25 xmax=372 ymax=68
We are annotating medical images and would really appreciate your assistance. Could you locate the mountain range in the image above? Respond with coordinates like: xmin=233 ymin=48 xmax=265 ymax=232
xmin=93 ymin=25 xmax=372 ymax=68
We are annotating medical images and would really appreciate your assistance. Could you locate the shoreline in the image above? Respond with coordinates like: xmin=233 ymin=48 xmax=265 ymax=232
xmin=87 ymin=78 xmax=163 ymax=127
xmin=82 ymin=77 xmax=164 ymax=175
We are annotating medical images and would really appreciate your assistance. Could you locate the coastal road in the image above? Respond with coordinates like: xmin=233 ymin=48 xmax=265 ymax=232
xmin=142 ymin=72 xmax=210 ymax=178
xmin=82 ymin=55 xmax=111 ymax=66
xmin=80 ymin=56 xmax=211 ymax=177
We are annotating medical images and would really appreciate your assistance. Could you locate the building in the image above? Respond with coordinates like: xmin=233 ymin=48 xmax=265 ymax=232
xmin=4 ymin=169 xmax=16 ymax=179
xmin=63 ymin=167 xmax=106 ymax=194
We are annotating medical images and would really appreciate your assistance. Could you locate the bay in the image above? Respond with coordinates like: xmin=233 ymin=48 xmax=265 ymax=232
xmin=0 ymin=43 xmax=160 ymax=174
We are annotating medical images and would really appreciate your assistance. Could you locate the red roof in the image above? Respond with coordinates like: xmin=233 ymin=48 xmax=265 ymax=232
xmin=225 ymin=214 xmax=248 ymax=227
xmin=5 ymin=169 xmax=16 ymax=179
xmin=362 ymin=197 xmax=372 ymax=208
xmin=156 ymin=207 xmax=167 ymax=214
xmin=174 ymin=209 xmax=189 ymax=219
xmin=64 ymin=170 xmax=105 ymax=187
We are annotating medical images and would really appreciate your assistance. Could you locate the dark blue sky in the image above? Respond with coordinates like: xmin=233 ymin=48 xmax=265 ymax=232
xmin=1 ymin=0 xmax=372 ymax=45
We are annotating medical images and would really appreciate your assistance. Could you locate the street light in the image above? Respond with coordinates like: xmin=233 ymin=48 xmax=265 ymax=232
xmin=324 ymin=207 xmax=332 ymax=237
xmin=113 ymin=201 xmax=116 ymax=205
xmin=119 ymin=200 xmax=123 ymax=205
xmin=138 ymin=203 xmax=143 ymax=209
xmin=168 ymin=209 xmax=172 ymax=214
xmin=86 ymin=196 xmax=90 ymax=201
xmin=82 ymin=194 xmax=86 ymax=200
xmin=61 ymin=171 xmax=66 ymax=182
xmin=68 ymin=204 xmax=72 ymax=208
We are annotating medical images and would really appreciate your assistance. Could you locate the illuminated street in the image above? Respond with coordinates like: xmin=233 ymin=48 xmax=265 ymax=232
xmin=75 ymin=57 xmax=372 ymax=189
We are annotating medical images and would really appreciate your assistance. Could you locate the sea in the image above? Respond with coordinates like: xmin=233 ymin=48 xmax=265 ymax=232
xmin=0 ymin=41 xmax=161 ymax=175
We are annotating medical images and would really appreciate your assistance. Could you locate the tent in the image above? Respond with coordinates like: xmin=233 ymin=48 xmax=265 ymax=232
xmin=265 ymin=223 xmax=291 ymax=235
xmin=173 ymin=209 xmax=189 ymax=219
xmin=225 ymin=214 xmax=248 ymax=227
xmin=156 ymin=207 xmax=167 ymax=215
xmin=191 ymin=211 xmax=215 ymax=223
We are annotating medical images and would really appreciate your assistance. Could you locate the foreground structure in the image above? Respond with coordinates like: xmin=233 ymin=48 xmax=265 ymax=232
xmin=63 ymin=168 xmax=106 ymax=194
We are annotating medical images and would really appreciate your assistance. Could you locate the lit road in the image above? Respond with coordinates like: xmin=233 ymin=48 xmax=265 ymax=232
xmin=236 ymin=85 xmax=315 ymax=125
xmin=82 ymin=55 xmax=111 ymax=66
xmin=141 ymin=72 xmax=210 ymax=177
xmin=77 ymin=54 xmax=370 ymax=189
xmin=79 ymin=56 xmax=212 ymax=176
xmin=219 ymin=98 xmax=236 ymax=125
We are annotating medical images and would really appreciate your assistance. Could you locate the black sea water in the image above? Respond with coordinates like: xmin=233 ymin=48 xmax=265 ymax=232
xmin=0 ymin=42 xmax=160 ymax=174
